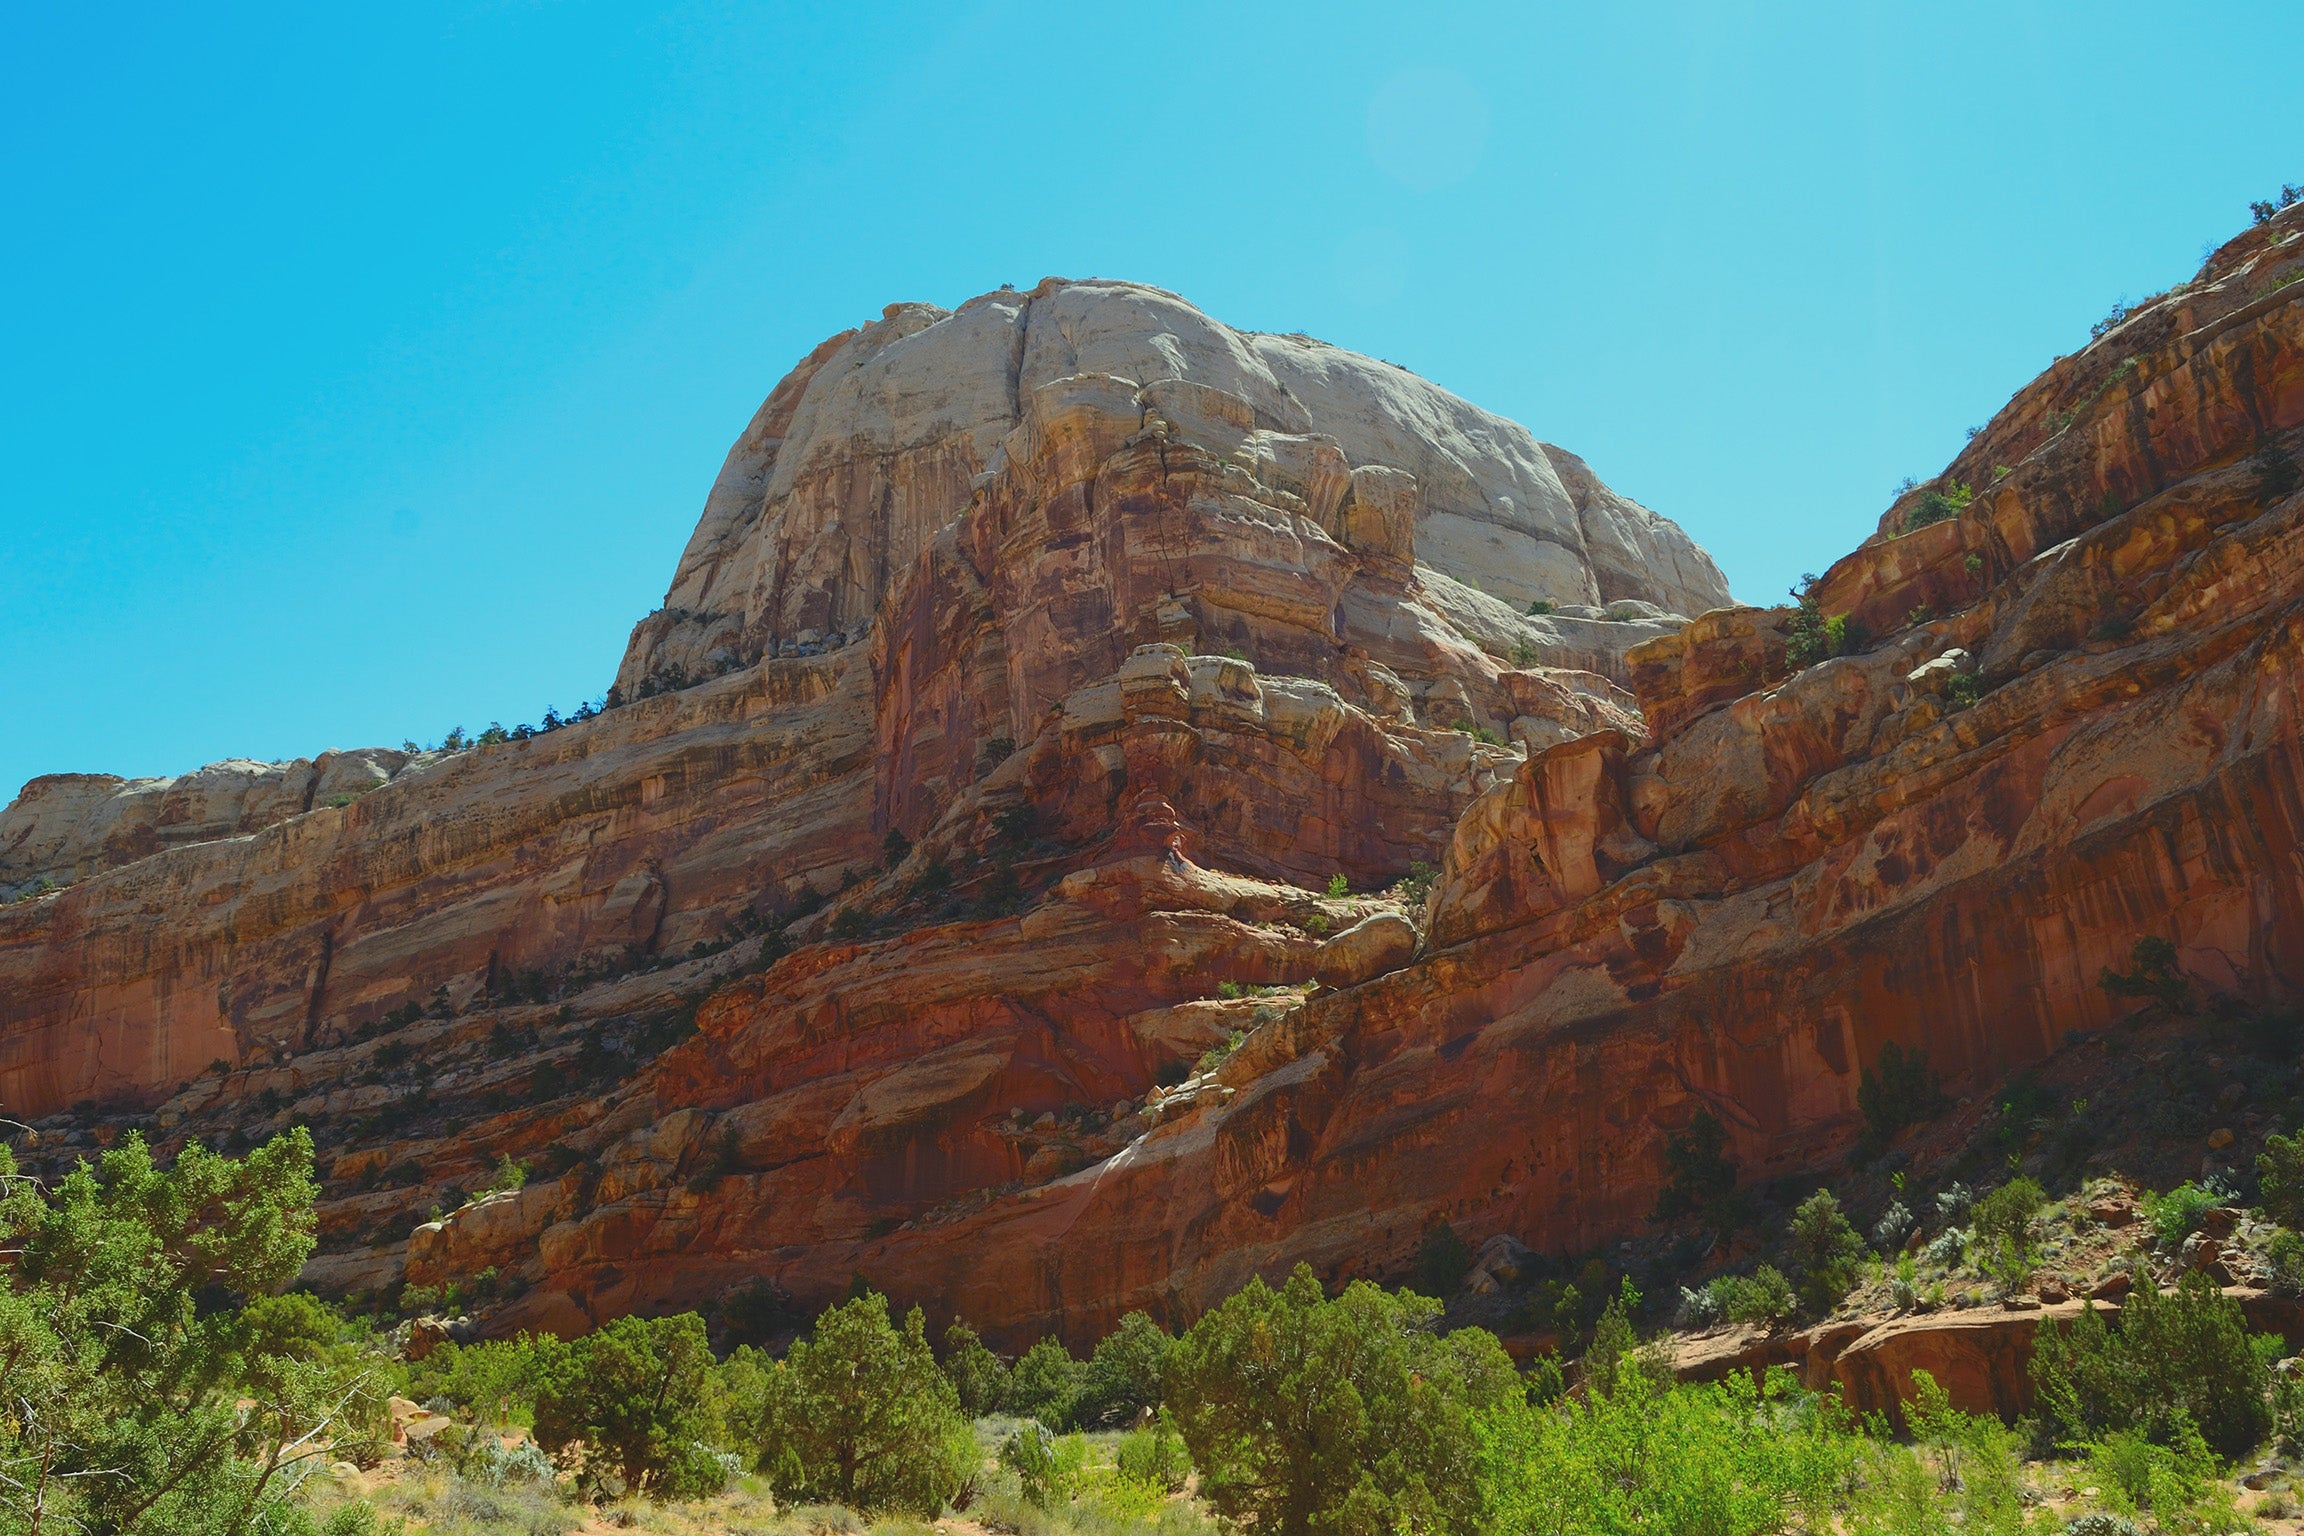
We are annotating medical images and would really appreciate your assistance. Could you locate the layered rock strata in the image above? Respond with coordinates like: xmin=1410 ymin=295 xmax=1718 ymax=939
xmin=6 ymin=210 xmax=2301 ymax=1368
xmin=381 ymin=213 xmax=2304 ymax=1346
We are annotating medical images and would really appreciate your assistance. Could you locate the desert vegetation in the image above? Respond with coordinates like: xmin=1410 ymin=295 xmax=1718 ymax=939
xmin=13 ymin=1114 xmax=2304 ymax=1536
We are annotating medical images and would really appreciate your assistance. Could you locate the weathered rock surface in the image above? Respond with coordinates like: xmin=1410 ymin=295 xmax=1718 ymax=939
xmin=0 ymin=282 xmax=1699 ymax=1122
xmin=6 ymin=215 xmax=2302 ymax=1352
xmin=616 ymin=278 xmax=1729 ymax=696
xmin=1672 ymin=1287 xmax=2304 ymax=1420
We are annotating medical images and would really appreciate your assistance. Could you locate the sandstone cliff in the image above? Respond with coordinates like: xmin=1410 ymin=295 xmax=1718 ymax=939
xmin=614 ymin=277 xmax=1730 ymax=697
xmin=0 ymin=280 xmax=1714 ymax=1122
xmin=5 ymin=211 xmax=2301 ymax=1354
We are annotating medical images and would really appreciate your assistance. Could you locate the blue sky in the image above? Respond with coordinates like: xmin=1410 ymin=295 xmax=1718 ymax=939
xmin=4 ymin=2 xmax=2299 ymax=798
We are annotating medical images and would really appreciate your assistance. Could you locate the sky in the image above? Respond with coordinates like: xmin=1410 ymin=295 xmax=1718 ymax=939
xmin=4 ymin=2 xmax=2300 ymax=799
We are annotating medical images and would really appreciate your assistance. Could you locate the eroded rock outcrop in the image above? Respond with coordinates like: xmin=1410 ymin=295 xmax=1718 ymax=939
xmin=0 ymin=280 xmax=1700 ymax=1123
xmin=617 ymin=279 xmax=1729 ymax=699
xmin=8 ymin=214 xmax=2302 ymax=1351
xmin=439 ymin=212 xmax=2303 ymax=1345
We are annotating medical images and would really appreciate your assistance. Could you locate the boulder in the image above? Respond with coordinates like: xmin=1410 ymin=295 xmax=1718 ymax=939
xmin=1312 ymin=914 xmax=1420 ymax=989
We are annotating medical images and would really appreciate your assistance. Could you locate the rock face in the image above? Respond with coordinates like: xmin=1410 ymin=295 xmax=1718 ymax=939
xmin=0 ymin=280 xmax=1710 ymax=1122
xmin=614 ymin=278 xmax=1730 ymax=695
xmin=6 ymin=212 xmax=2304 ymax=1356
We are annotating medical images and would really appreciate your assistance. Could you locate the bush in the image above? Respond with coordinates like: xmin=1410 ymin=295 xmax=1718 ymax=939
xmin=1580 ymin=1279 xmax=1648 ymax=1397
xmin=2142 ymin=1182 xmax=2221 ymax=1249
xmin=1723 ymin=1265 xmax=1799 ymax=1325
xmin=2031 ymin=1272 xmax=2274 ymax=1457
xmin=1891 ymin=1370 xmax=2030 ymax=1536
xmin=2250 ymin=184 xmax=2303 ymax=225
xmin=1858 ymin=1042 xmax=1947 ymax=1154
xmin=0 ymin=1129 xmax=411 ymax=1533
xmin=1115 ymin=1418 xmax=1191 ymax=1492
xmin=1648 ymin=1108 xmax=1745 ymax=1233
xmin=528 ymin=1312 xmax=727 ymax=1501
xmin=1000 ymin=1422 xmax=1087 ymax=1509
xmin=1165 ymin=1263 xmax=1518 ymax=1536
xmin=2086 ymin=1423 xmax=2219 ymax=1518
xmin=1007 ymin=1336 xmax=1085 ymax=1427
xmin=718 ymin=1277 xmax=804 ymax=1352
xmin=1903 ymin=479 xmax=1975 ymax=533
xmin=1784 ymin=594 xmax=1852 ymax=668
xmin=407 ymin=1337 xmax=543 ymax=1428
xmin=1872 ymin=1200 xmax=1916 ymax=1253
xmin=940 ymin=1318 xmax=1011 ymax=1418
xmin=2100 ymin=936 xmax=2188 ymax=1011
xmin=1971 ymin=1177 xmax=2045 ymax=1294
xmin=1415 ymin=1221 xmax=1473 ymax=1297
xmin=2270 ymin=1228 xmax=2304 ymax=1298
xmin=1072 ymin=1311 xmax=1172 ymax=1428
xmin=1787 ymin=1190 xmax=1865 ymax=1315
xmin=763 ymin=1291 xmax=975 ymax=1514
xmin=2259 ymin=1132 xmax=2304 ymax=1226
xmin=1482 ymin=1364 xmax=1854 ymax=1536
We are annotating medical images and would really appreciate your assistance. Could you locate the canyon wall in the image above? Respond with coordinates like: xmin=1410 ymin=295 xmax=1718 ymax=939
xmin=6 ymin=213 xmax=2302 ymax=1350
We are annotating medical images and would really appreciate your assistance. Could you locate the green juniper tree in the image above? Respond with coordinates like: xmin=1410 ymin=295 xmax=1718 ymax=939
xmin=0 ymin=1128 xmax=397 ymax=1536
xmin=1164 ymin=1263 xmax=1518 ymax=1536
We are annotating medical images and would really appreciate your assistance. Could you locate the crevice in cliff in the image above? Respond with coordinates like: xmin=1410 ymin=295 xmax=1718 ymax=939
xmin=300 ymin=925 xmax=335 ymax=1052
xmin=1005 ymin=291 xmax=1036 ymax=427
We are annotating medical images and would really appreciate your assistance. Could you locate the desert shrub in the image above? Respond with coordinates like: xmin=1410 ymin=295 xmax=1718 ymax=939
xmin=763 ymin=1292 xmax=975 ymax=1514
xmin=1784 ymin=593 xmax=1853 ymax=668
xmin=1165 ymin=1263 xmax=1518 ymax=1536
xmin=2259 ymin=1132 xmax=2304 ymax=1226
xmin=2143 ymin=1182 xmax=2222 ymax=1248
xmin=1872 ymin=1200 xmax=1916 ymax=1253
xmin=1526 ymin=599 xmax=1556 ymax=616
xmin=2085 ymin=1423 xmax=2218 ymax=1517
xmin=2032 ymin=1272 xmax=2273 ymax=1456
xmin=1859 ymin=1042 xmax=1947 ymax=1154
xmin=1325 ymin=872 xmax=1350 ymax=899
xmin=1676 ymin=1281 xmax=1730 ymax=1328
xmin=1072 ymin=1311 xmax=1173 ymax=1428
xmin=2270 ymin=1228 xmax=2304 ymax=1299
xmin=2100 ymin=936 xmax=2189 ymax=1010
xmin=1890 ymin=1254 xmax=1922 ymax=1312
xmin=1007 ymin=1336 xmax=1085 ymax=1427
xmin=940 ymin=1318 xmax=1012 ymax=1418
xmin=1971 ymin=1177 xmax=2045 ymax=1293
xmin=2250 ymin=184 xmax=2303 ymax=225
xmin=1724 ymin=1265 xmax=1799 ymax=1326
xmin=1393 ymin=861 xmax=1438 ymax=909
xmin=2089 ymin=301 xmax=2132 ymax=342
xmin=1648 ymin=1108 xmax=1745 ymax=1233
xmin=460 ymin=1431 xmax=560 ymax=1489
xmin=407 ymin=1337 xmax=543 ymax=1427
xmin=1787 ymin=1189 xmax=1865 ymax=1315
xmin=1580 ymin=1279 xmax=1650 ymax=1398
xmin=1114 ymin=1418 xmax=1191 ymax=1491
xmin=527 ymin=1312 xmax=727 ymax=1501
xmin=1482 ymin=1364 xmax=1855 ymax=1536
xmin=716 ymin=1277 xmax=803 ymax=1352
xmin=1001 ymin=1421 xmax=1088 ymax=1509
xmin=1415 ymin=1221 xmax=1473 ymax=1297
xmin=1880 ymin=1370 xmax=2029 ymax=1536
xmin=1903 ymin=479 xmax=1976 ymax=532
xmin=478 ymin=1154 xmax=527 ymax=1196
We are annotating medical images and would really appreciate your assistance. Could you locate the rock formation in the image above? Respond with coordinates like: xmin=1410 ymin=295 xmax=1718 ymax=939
xmin=5 ymin=206 xmax=2302 ymax=1372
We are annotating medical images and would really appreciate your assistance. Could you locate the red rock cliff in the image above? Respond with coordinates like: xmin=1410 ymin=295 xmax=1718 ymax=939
xmin=5 ymin=218 xmax=2302 ymax=1348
